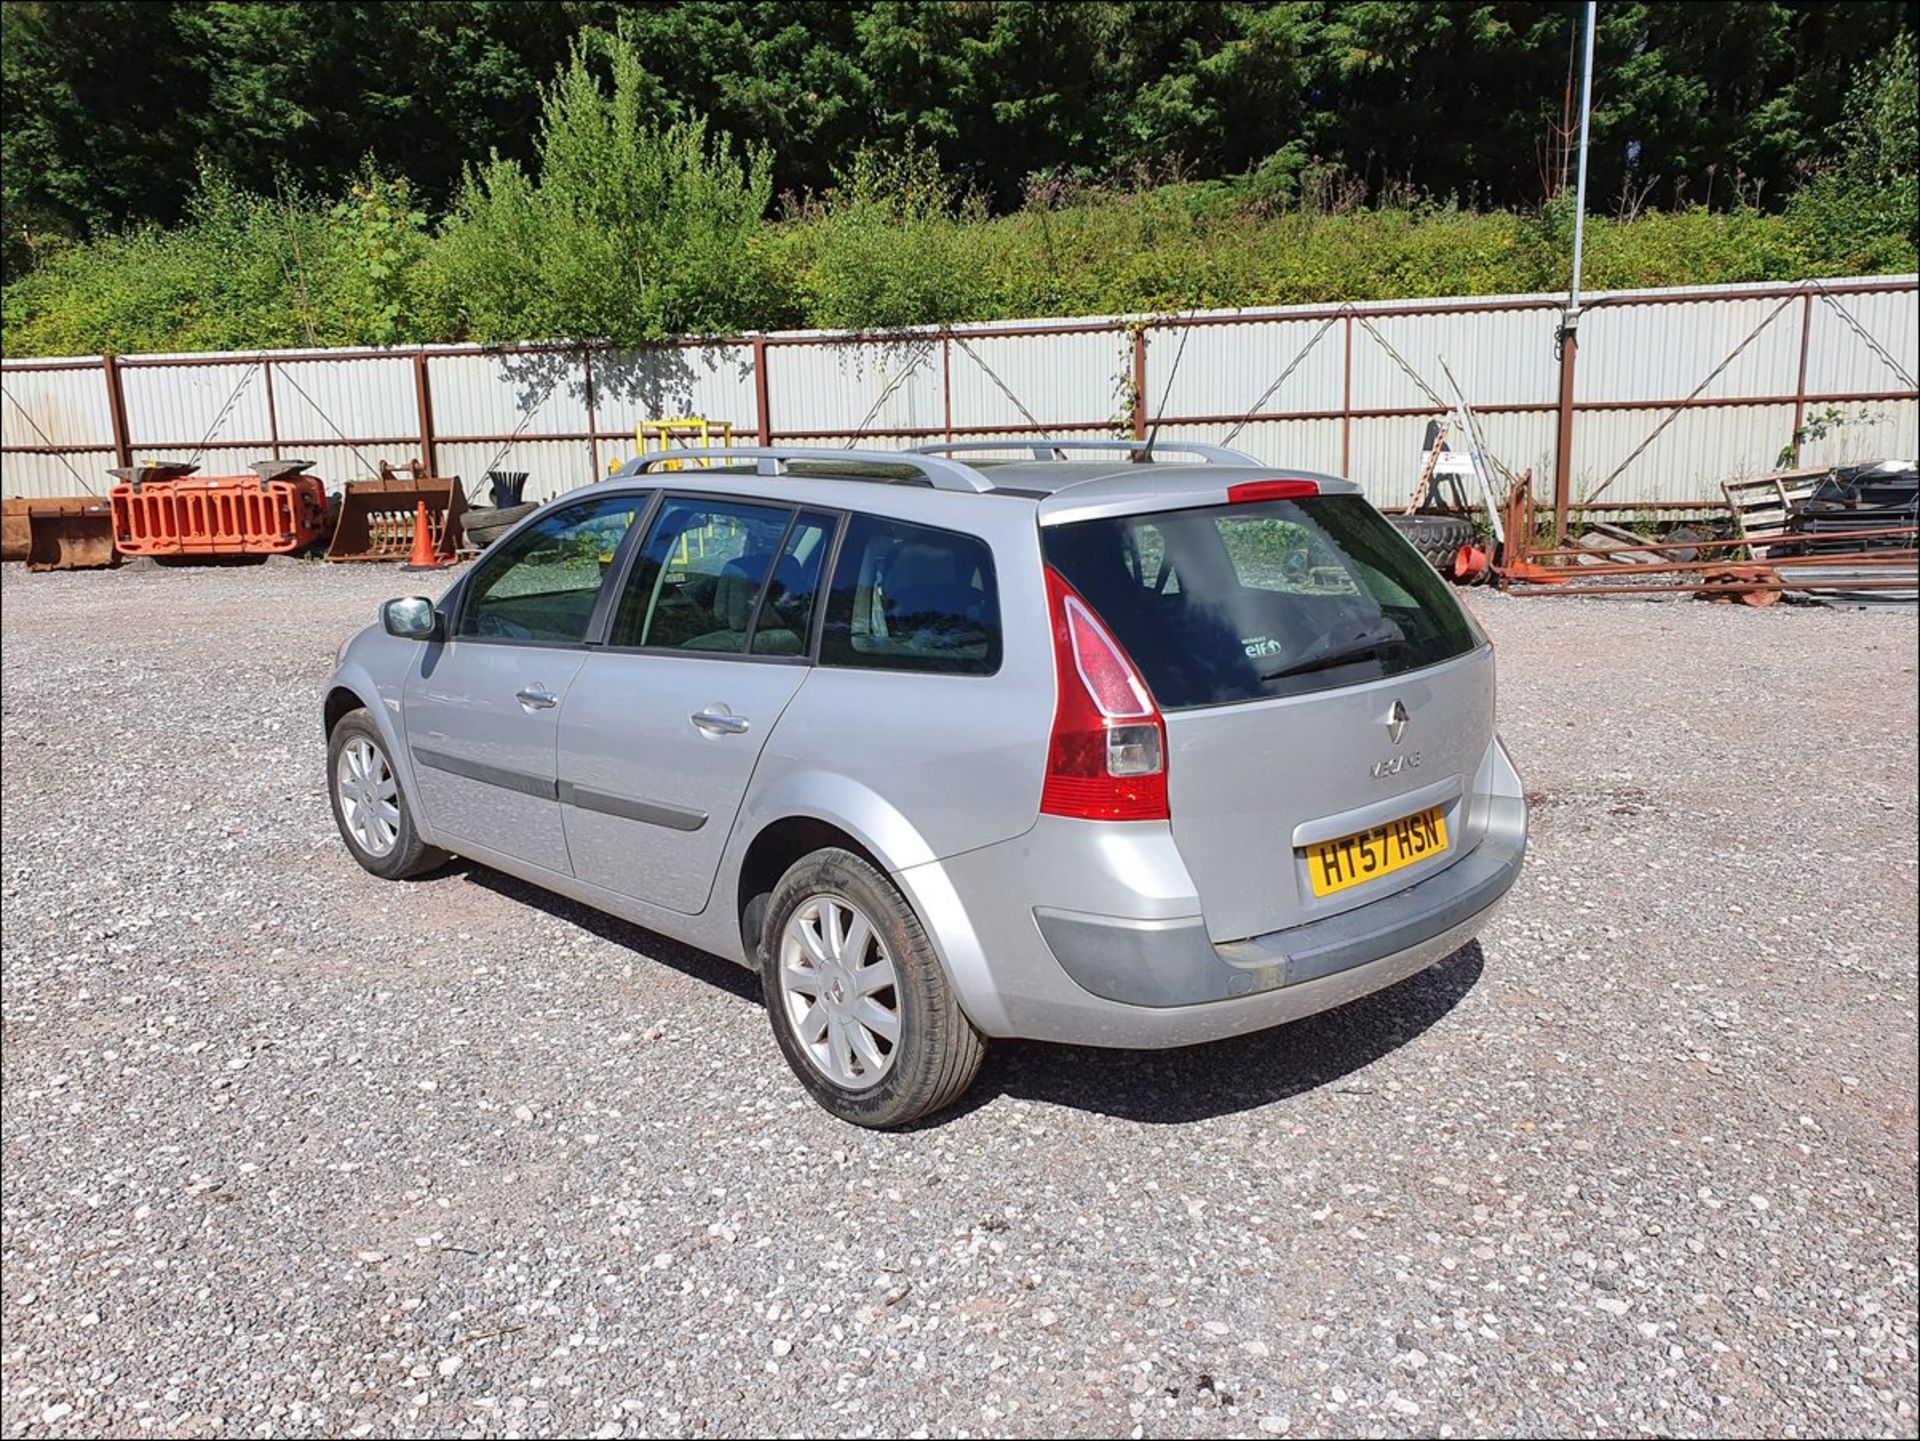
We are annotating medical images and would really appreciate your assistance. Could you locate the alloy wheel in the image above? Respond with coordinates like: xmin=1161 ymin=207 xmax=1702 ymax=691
xmin=335 ymin=735 xmax=400 ymax=858
xmin=777 ymin=894 xmax=902 ymax=1090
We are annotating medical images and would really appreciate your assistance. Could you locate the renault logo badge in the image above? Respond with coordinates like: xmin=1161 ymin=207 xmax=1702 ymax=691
xmin=1386 ymin=699 xmax=1410 ymax=746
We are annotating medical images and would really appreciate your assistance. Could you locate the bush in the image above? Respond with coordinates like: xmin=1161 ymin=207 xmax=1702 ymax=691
xmin=767 ymin=140 xmax=994 ymax=331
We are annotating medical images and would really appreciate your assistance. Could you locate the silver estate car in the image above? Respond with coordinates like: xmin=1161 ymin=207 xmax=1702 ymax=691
xmin=324 ymin=440 xmax=1526 ymax=1127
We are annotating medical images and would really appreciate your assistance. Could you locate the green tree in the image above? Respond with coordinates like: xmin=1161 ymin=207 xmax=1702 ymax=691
xmin=433 ymin=33 xmax=775 ymax=343
xmin=1788 ymin=30 xmax=1920 ymax=269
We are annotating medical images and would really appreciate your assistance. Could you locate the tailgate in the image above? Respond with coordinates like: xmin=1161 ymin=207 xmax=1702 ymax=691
xmin=1165 ymin=646 xmax=1493 ymax=942
xmin=1040 ymin=487 xmax=1495 ymax=944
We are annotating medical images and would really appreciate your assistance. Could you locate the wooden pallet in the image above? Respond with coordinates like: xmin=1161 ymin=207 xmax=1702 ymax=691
xmin=1721 ymin=469 xmax=1822 ymax=554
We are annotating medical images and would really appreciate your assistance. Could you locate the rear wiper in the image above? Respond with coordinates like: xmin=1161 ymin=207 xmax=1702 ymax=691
xmin=1260 ymin=627 xmax=1407 ymax=681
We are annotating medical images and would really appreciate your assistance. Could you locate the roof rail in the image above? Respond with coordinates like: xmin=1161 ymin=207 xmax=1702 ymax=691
xmin=910 ymin=438 xmax=1264 ymax=466
xmin=613 ymin=446 xmax=996 ymax=494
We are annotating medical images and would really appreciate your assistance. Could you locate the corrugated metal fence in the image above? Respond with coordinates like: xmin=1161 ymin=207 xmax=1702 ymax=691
xmin=3 ymin=275 xmax=1914 ymax=515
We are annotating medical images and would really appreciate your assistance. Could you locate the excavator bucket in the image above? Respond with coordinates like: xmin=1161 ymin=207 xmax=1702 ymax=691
xmin=24 ymin=498 xmax=118 ymax=571
xmin=2 ymin=498 xmax=32 ymax=562
xmin=7 ymin=496 xmax=106 ymax=563
xmin=324 ymin=466 xmax=467 ymax=562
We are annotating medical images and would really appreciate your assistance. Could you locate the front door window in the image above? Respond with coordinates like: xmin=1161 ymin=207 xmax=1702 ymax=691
xmin=459 ymin=494 xmax=644 ymax=644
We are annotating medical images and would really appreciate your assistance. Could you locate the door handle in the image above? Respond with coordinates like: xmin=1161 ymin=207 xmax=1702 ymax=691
xmin=690 ymin=706 xmax=751 ymax=736
xmin=516 ymin=685 xmax=559 ymax=710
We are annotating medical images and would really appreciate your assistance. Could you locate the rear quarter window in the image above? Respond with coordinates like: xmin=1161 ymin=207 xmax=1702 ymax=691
xmin=820 ymin=515 xmax=1001 ymax=675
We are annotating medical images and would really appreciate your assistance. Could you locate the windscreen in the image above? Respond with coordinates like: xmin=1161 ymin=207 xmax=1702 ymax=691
xmin=1042 ymin=496 xmax=1481 ymax=710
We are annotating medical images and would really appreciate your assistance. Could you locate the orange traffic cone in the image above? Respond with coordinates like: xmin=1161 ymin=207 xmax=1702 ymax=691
xmin=401 ymin=501 xmax=448 ymax=571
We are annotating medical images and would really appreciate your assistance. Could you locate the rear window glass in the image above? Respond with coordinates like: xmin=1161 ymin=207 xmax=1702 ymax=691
xmin=1044 ymin=496 xmax=1479 ymax=710
xmin=821 ymin=515 xmax=1001 ymax=675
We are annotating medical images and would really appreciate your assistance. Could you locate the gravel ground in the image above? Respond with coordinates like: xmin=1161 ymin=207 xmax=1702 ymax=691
xmin=2 ymin=560 xmax=1915 ymax=1440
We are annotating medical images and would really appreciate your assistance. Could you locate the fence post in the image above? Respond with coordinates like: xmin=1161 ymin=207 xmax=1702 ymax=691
xmin=262 ymin=359 xmax=281 ymax=461
xmin=412 ymin=351 xmax=435 ymax=474
xmin=1341 ymin=315 xmax=1354 ymax=476
xmin=752 ymin=335 xmax=772 ymax=445
xmin=1553 ymin=322 xmax=1578 ymax=543
xmin=583 ymin=348 xmax=601 ymax=479
xmin=942 ymin=334 xmax=954 ymax=441
xmin=101 ymin=353 xmax=133 ymax=470
xmin=1790 ymin=290 xmax=1814 ymax=466
xmin=1130 ymin=328 xmax=1148 ymax=440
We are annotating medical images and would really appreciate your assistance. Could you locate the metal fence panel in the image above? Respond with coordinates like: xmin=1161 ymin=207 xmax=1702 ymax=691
xmin=1572 ymin=403 xmax=1801 ymax=506
xmin=0 ymin=362 xmax=111 ymax=448
xmin=0 ymin=450 xmax=117 ymax=498
xmin=764 ymin=340 xmax=943 ymax=436
xmin=1148 ymin=320 xmax=1344 ymax=423
xmin=436 ymin=440 xmax=597 ymax=505
xmin=592 ymin=345 xmax=758 ymax=439
xmin=1799 ymin=398 xmax=1919 ymax=471
xmin=1577 ymin=296 xmax=1802 ymax=404
xmin=273 ymin=356 xmax=416 ymax=449
xmin=953 ymin=330 xmax=1124 ymax=430
xmin=427 ymin=351 xmax=591 ymax=439
xmin=1803 ymin=289 xmax=1919 ymax=396
xmin=1350 ymin=306 xmax=1559 ymax=411
xmin=1347 ymin=411 xmax=1558 ymax=507
xmin=120 ymin=361 xmax=273 ymax=452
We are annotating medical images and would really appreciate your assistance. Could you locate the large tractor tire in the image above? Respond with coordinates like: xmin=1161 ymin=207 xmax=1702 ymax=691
xmin=1388 ymin=513 xmax=1476 ymax=573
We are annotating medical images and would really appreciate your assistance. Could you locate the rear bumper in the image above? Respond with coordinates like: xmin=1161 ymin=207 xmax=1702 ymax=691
xmin=1037 ymin=788 xmax=1523 ymax=1008
xmin=897 ymin=736 xmax=1524 ymax=1048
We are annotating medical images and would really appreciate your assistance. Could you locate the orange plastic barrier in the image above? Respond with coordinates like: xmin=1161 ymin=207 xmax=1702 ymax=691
xmin=110 ymin=461 xmax=331 ymax=559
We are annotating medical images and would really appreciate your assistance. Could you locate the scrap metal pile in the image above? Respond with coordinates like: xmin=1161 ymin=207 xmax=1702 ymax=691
xmin=1488 ymin=461 xmax=1917 ymax=605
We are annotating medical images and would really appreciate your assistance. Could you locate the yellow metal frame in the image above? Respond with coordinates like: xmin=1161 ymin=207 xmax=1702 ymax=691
xmin=613 ymin=417 xmax=736 ymax=473
xmin=603 ymin=417 xmax=744 ymax=564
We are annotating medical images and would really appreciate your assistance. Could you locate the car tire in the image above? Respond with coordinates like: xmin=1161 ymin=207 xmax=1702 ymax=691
xmin=1388 ymin=513 xmax=1476 ymax=572
xmin=759 ymin=847 xmax=985 ymax=1128
xmin=327 ymin=708 xmax=447 ymax=880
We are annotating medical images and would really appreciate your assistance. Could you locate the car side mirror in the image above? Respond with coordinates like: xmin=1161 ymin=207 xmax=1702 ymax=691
xmin=381 ymin=596 xmax=441 ymax=641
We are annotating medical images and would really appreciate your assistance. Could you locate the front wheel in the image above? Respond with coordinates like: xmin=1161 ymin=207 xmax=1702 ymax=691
xmin=327 ymin=708 xmax=447 ymax=880
xmin=760 ymin=848 xmax=985 ymax=1128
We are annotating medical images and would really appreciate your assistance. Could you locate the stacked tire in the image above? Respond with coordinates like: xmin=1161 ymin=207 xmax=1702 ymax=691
xmin=461 ymin=502 xmax=538 ymax=550
xmin=1388 ymin=513 xmax=1476 ymax=571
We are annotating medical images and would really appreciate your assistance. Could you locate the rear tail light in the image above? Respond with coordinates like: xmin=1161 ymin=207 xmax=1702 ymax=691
xmin=1227 ymin=478 xmax=1320 ymax=503
xmin=1040 ymin=568 xmax=1169 ymax=821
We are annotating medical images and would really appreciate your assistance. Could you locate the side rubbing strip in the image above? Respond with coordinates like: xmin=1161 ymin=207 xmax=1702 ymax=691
xmin=557 ymin=781 xmax=707 ymax=832
xmin=412 ymin=747 xmax=557 ymax=799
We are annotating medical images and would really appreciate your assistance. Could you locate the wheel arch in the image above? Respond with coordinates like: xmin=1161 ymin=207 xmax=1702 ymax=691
xmin=734 ymin=816 xmax=887 ymax=961
xmin=723 ymin=783 xmax=1011 ymax=1036
xmin=324 ymin=684 xmax=366 ymax=739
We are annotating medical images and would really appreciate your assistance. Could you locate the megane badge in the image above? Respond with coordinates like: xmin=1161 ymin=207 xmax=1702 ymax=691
xmin=1386 ymin=699 xmax=1410 ymax=746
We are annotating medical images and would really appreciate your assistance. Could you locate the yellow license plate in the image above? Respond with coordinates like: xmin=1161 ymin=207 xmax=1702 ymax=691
xmin=1305 ymin=805 xmax=1449 ymax=897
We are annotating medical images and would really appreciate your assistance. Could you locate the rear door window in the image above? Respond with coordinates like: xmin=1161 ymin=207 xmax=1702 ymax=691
xmin=610 ymin=497 xmax=797 ymax=653
xmin=750 ymin=510 xmax=836 ymax=656
xmin=1043 ymin=495 xmax=1479 ymax=709
xmin=820 ymin=515 xmax=1001 ymax=675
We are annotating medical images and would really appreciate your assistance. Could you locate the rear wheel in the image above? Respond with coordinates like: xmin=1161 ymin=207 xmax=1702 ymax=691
xmin=327 ymin=709 xmax=447 ymax=880
xmin=759 ymin=848 xmax=985 ymax=1128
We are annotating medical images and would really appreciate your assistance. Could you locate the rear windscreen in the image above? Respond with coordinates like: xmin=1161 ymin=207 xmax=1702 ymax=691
xmin=1043 ymin=497 xmax=1481 ymax=710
